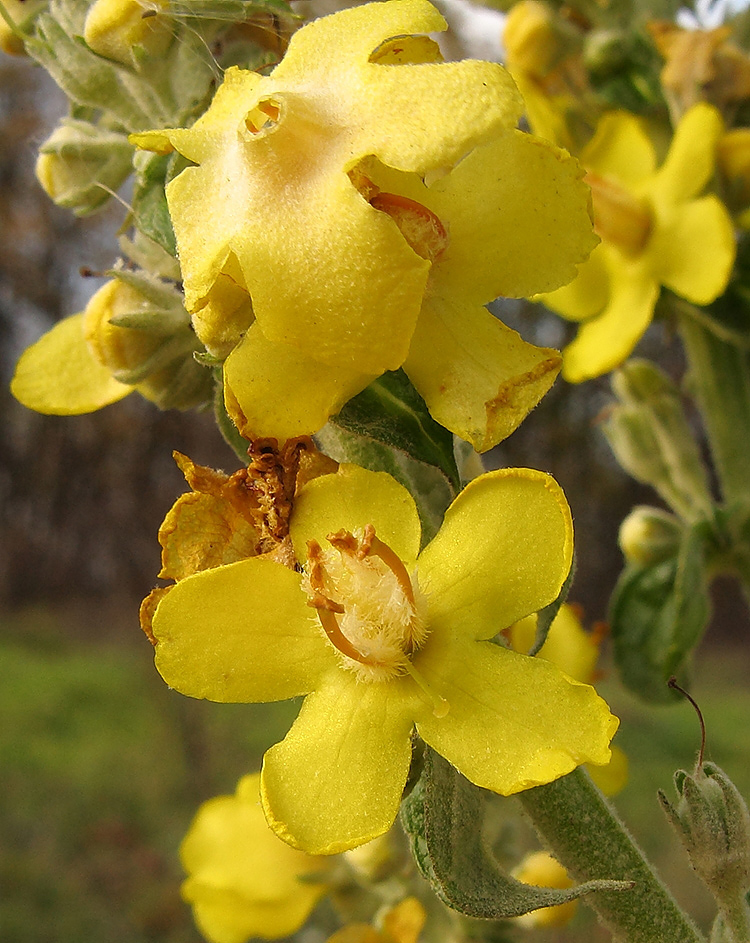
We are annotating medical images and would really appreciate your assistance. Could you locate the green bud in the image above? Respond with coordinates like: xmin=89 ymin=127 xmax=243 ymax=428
xmin=659 ymin=762 xmax=750 ymax=903
xmin=36 ymin=119 xmax=133 ymax=216
xmin=604 ymin=361 xmax=714 ymax=522
xmin=619 ymin=506 xmax=683 ymax=567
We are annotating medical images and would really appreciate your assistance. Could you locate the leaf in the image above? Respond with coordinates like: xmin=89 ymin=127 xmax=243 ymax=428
xmin=330 ymin=370 xmax=461 ymax=492
xmin=610 ymin=524 xmax=711 ymax=703
xmin=131 ymin=153 xmax=177 ymax=257
xmin=400 ymin=748 xmax=624 ymax=919
xmin=315 ymin=423 xmax=452 ymax=546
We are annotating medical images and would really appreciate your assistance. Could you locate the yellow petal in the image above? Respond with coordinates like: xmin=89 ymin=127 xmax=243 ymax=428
xmin=158 ymin=492 xmax=261 ymax=581
xmin=427 ymin=130 xmax=598 ymax=302
xmin=540 ymin=242 xmax=610 ymax=322
xmin=151 ymin=557 xmax=336 ymax=702
xmin=581 ymin=112 xmax=656 ymax=188
xmin=223 ymin=325 xmax=376 ymax=441
xmin=404 ymin=297 xmax=561 ymax=453
xmin=261 ymin=673 xmax=418 ymax=854
xmin=651 ymin=103 xmax=724 ymax=206
xmin=290 ymin=465 xmax=422 ymax=568
xmin=417 ymin=468 xmax=573 ymax=639
xmin=650 ymin=195 xmax=735 ymax=304
xmin=272 ymin=0 xmax=522 ymax=175
xmin=181 ymin=773 xmax=328 ymax=943
xmin=414 ymin=639 xmax=617 ymax=794
xmin=10 ymin=313 xmax=131 ymax=414
xmin=561 ymin=253 xmax=658 ymax=382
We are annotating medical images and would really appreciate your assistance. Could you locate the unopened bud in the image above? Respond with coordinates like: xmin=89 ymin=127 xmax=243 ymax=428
xmin=83 ymin=278 xmax=212 ymax=410
xmin=36 ymin=120 xmax=133 ymax=217
xmin=503 ymin=1 xmax=561 ymax=78
xmin=584 ymin=29 xmax=630 ymax=78
xmin=604 ymin=361 xmax=714 ymax=522
xmin=619 ymin=506 xmax=682 ymax=566
xmin=660 ymin=763 xmax=750 ymax=902
xmin=84 ymin=0 xmax=171 ymax=67
xmin=0 ymin=0 xmax=45 ymax=55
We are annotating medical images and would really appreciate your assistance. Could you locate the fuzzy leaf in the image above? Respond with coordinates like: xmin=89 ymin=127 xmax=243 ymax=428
xmin=400 ymin=748 xmax=622 ymax=918
xmin=330 ymin=370 xmax=460 ymax=492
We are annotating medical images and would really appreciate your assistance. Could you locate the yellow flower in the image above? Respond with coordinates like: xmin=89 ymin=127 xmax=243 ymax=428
xmin=512 ymin=851 xmax=578 ymax=929
xmin=180 ymin=773 xmax=330 ymax=943
xmin=11 ymin=277 xmax=210 ymax=414
xmin=132 ymin=0 xmax=597 ymax=451
xmin=150 ymin=463 xmax=617 ymax=854
xmin=540 ymin=103 xmax=735 ymax=382
xmin=508 ymin=603 xmax=628 ymax=796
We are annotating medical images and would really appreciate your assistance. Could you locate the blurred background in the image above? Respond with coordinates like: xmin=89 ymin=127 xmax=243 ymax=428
xmin=2 ymin=13 xmax=750 ymax=942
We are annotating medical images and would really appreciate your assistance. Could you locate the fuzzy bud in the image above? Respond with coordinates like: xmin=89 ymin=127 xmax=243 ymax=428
xmin=36 ymin=120 xmax=133 ymax=217
xmin=619 ymin=505 xmax=682 ymax=566
xmin=659 ymin=762 xmax=750 ymax=902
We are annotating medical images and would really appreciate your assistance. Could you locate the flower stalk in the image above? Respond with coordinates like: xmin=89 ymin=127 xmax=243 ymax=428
xmin=519 ymin=767 xmax=706 ymax=943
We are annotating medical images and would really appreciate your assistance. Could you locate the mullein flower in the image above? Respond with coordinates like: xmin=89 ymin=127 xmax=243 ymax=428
xmin=181 ymin=773 xmax=331 ymax=943
xmin=539 ymin=103 xmax=735 ymax=382
xmin=149 ymin=463 xmax=617 ymax=854
xmin=327 ymin=898 xmax=426 ymax=943
xmin=132 ymin=0 xmax=597 ymax=451
xmin=11 ymin=274 xmax=211 ymax=413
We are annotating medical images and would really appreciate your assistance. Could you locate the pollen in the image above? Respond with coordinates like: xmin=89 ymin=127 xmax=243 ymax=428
xmin=303 ymin=525 xmax=428 ymax=682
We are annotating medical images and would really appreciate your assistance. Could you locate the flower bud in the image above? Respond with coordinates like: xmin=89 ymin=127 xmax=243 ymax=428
xmin=659 ymin=763 xmax=750 ymax=903
xmin=84 ymin=0 xmax=171 ymax=67
xmin=503 ymin=0 xmax=572 ymax=78
xmin=604 ymin=361 xmax=714 ymax=522
xmin=619 ymin=505 xmax=683 ymax=567
xmin=36 ymin=120 xmax=133 ymax=217
xmin=513 ymin=852 xmax=578 ymax=928
xmin=0 ymin=0 xmax=45 ymax=55
xmin=83 ymin=278 xmax=212 ymax=410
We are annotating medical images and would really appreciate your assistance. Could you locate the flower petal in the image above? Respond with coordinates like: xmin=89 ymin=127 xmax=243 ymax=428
xmin=272 ymin=0 xmax=522 ymax=175
xmin=181 ymin=774 xmax=327 ymax=943
xmin=261 ymin=672 xmax=417 ymax=854
xmin=416 ymin=468 xmax=573 ymax=640
xmin=651 ymin=102 xmax=723 ymax=206
xmin=427 ymin=130 xmax=598 ymax=302
xmin=651 ymin=195 xmax=735 ymax=304
xmin=539 ymin=242 xmax=610 ymax=322
xmin=152 ymin=557 xmax=335 ymax=702
xmin=404 ymin=297 xmax=561 ymax=452
xmin=223 ymin=325 xmax=376 ymax=441
xmin=414 ymin=639 xmax=617 ymax=794
xmin=290 ymin=464 xmax=422 ymax=568
xmin=561 ymin=255 xmax=658 ymax=382
xmin=581 ymin=112 xmax=656 ymax=188
xmin=10 ymin=313 xmax=132 ymax=414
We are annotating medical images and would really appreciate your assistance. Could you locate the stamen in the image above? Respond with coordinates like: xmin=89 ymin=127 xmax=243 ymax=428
xmin=403 ymin=661 xmax=449 ymax=719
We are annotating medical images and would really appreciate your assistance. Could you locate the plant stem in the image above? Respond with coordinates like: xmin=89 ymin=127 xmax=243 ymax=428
xmin=519 ymin=768 xmax=706 ymax=943
xmin=677 ymin=308 xmax=750 ymax=510
xmin=719 ymin=892 xmax=750 ymax=943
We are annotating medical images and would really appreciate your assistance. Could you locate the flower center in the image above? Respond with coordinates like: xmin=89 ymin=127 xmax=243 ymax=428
xmin=585 ymin=172 xmax=653 ymax=257
xmin=304 ymin=527 xmax=448 ymax=715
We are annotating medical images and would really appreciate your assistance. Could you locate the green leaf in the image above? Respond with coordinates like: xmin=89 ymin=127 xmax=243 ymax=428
xmin=330 ymin=370 xmax=461 ymax=492
xmin=400 ymin=748 xmax=624 ymax=919
xmin=610 ymin=524 xmax=711 ymax=703
xmin=315 ymin=422 xmax=453 ymax=546
xmin=131 ymin=153 xmax=177 ymax=257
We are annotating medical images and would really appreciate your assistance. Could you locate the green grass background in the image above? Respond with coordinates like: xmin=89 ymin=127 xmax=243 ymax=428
xmin=2 ymin=606 xmax=749 ymax=942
